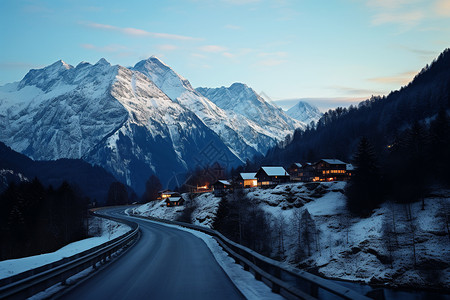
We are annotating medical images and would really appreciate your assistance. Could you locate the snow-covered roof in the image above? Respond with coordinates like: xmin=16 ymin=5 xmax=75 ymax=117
xmin=291 ymin=163 xmax=302 ymax=168
xmin=167 ymin=197 xmax=181 ymax=202
xmin=320 ymin=159 xmax=347 ymax=165
xmin=346 ymin=164 xmax=355 ymax=171
xmin=218 ymin=180 xmax=231 ymax=186
xmin=240 ymin=172 xmax=257 ymax=180
xmin=259 ymin=166 xmax=289 ymax=177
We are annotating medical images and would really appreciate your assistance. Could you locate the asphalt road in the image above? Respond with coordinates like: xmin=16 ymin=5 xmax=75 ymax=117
xmin=60 ymin=208 xmax=245 ymax=300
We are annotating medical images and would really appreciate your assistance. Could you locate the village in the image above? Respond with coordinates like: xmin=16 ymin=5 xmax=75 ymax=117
xmin=160 ymin=159 xmax=354 ymax=207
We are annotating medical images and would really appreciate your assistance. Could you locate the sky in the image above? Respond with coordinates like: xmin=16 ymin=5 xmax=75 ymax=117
xmin=1 ymin=0 xmax=449 ymax=111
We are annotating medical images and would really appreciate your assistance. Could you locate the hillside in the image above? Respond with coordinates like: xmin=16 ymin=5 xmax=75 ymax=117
xmin=0 ymin=142 xmax=121 ymax=204
xmin=264 ymin=48 xmax=450 ymax=166
xmin=130 ymin=182 xmax=450 ymax=291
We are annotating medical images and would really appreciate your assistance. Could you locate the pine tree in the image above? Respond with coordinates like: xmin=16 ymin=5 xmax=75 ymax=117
xmin=106 ymin=182 xmax=129 ymax=206
xmin=345 ymin=137 xmax=382 ymax=216
xmin=142 ymin=175 xmax=162 ymax=202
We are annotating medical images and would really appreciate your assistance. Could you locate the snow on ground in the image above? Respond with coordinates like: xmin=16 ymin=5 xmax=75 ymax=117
xmin=131 ymin=217 xmax=284 ymax=300
xmin=129 ymin=193 xmax=221 ymax=229
xmin=130 ymin=182 xmax=449 ymax=289
xmin=0 ymin=218 xmax=130 ymax=279
xmin=246 ymin=182 xmax=450 ymax=290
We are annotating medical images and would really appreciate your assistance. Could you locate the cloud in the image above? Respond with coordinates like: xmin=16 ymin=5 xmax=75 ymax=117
xmin=371 ymin=11 xmax=424 ymax=26
xmin=222 ymin=52 xmax=235 ymax=58
xmin=83 ymin=22 xmax=200 ymax=41
xmin=199 ymin=45 xmax=227 ymax=52
xmin=330 ymin=86 xmax=386 ymax=96
xmin=400 ymin=46 xmax=437 ymax=56
xmin=368 ymin=71 xmax=418 ymax=85
xmin=435 ymin=0 xmax=450 ymax=16
xmin=366 ymin=0 xmax=413 ymax=10
xmin=157 ymin=44 xmax=178 ymax=51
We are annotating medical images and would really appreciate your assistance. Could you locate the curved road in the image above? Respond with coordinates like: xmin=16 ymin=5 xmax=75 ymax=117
xmin=61 ymin=208 xmax=245 ymax=300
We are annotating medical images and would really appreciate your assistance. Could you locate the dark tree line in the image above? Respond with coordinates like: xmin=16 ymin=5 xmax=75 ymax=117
xmin=264 ymin=48 xmax=450 ymax=168
xmin=345 ymin=107 xmax=450 ymax=216
xmin=213 ymin=189 xmax=272 ymax=256
xmin=0 ymin=179 xmax=89 ymax=260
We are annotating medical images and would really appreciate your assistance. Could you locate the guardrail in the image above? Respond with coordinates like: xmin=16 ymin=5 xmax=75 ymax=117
xmin=129 ymin=213 xmax=370 ymax=300
xmin=0 ymin=211 xmax=139 ymax=300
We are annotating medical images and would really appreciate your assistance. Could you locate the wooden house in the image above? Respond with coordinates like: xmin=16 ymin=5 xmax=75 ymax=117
xmin=211 ymin=180 xmax=232 ymax=191
xmin=255 ymin=166 xmax=290 ymax=186
xmin=158 ymin=190 xmax=180 ymax=200
xmin=166 ymin=196 xmax=184 ymax=207
xmin=299 ymin=163 xmax=315 ymax=182
xmin=313 ymin=159 xmax=347 ymax=182
xmin=288 ymin=163 xmax=302 ymax=181
xmin=237 ymin=172 xmax=257 ymax=188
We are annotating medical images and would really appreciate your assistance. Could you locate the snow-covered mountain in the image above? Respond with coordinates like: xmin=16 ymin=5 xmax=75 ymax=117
xmin=286 ymin=100 xmax=322 ymax=125
xmin=133 ymin=57 xmax=299 ymax=160
xmin=0 ymin=59 xmax=240 ymax=194
xmin=196 ymin=83 xmax=304 ymax=137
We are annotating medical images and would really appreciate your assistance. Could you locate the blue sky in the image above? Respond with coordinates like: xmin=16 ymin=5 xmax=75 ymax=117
xmin=1 ymin=0 xmax=449 ymax=110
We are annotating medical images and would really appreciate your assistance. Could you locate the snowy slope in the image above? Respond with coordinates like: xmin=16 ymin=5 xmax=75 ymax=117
xmin=197 ymin=83 xmax=304 ymax=136
xmin=131 ymin=182 xmax=450 ymax=290
xmin=0 ymin=218 xmax=130 ymax=279
xmin=129 ymin=193 xmax=222 ymax=229
xmin=132 ymin=57 xmax=293 ymax=160
xmin=286 ymin=100 xmax=322 ymax=124
xmin=245 ymin=183 xmax=450 ymax=290
xmin=0 ymin=59 xmax=239 ymax=193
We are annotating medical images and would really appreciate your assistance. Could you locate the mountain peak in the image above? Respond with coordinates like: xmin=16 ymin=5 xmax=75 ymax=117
xmin=229 ymin=82 xmax=248 ymax=89
xmin=48 ymin=59 xmax=73 ymax=71
xmin=95 ymin=58 xmax=110 ymax=66
xmin=286 ymin=100 xmax=322 ymax=124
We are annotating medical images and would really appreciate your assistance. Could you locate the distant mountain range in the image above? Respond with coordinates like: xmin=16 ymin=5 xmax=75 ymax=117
xmin=0 ymin=57 xmax=320 ymax=193
xmin=286 ymin=101 xmax=322 ymax=124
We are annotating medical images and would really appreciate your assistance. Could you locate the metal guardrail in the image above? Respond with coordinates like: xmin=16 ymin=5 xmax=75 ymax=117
xmin=129 ymin=213 xmax=370 ymax=300
xmin=0 ymin=211 xmax=139 ymax=300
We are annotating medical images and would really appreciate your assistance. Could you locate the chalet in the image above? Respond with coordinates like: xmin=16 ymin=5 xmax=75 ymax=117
xmin=165 ymin=196 xmax=184 ymax=207
xmin=288 ymin=163 xmax=303 ymax=181
xmin=346 ymin=164 xmax=355 ymax=178
xmin=255 ymin=166 xmax=290 ymax=186
xmin=158 ymin=190 xmax=180 ymax=200
xmin=237 ymin=172 xmax=257 ymax=188
xmin=194 ymin=184 xmax=212 ymax=193
xmin=313 ymin=159 xmax=347 ymax=182
xmin=299 ymin=163 xmax=315 ymax=182
xmin=211 ymin=180 xmax=232 ymax=191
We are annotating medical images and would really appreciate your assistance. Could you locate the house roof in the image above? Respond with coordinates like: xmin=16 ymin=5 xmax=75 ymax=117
xmin=320 ymin=159 xmax=347 ymax=165
xmin=240 ymin=172 xmax=257 ymax=180
xmin=290 ymin=163 xmax=302 ymax=168
xmin=346 ymin=164 xmax=355 ymax=171
xmin=217 ymin=180 xmax=231 ymax=186
xmin=166 ymin=197 xmax=181 ymax=202
xmin=259 ymin=166 xmax=289 ymax=177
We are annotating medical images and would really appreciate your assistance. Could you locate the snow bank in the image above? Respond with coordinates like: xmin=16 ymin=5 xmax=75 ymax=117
xmin=246 ymin=182 xmax=450 ymax=290
xmin=0 ymin=218 xmax=130 ymax=279
xmin=129 ymin=193 xmax=221 ymax=229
